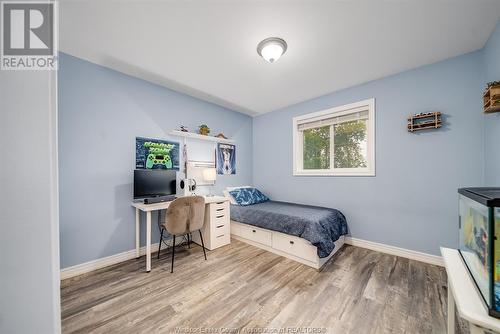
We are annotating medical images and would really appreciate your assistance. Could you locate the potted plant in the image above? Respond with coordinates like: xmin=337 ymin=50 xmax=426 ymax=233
xmin=198 ymin=124 xmax=210 ymax=136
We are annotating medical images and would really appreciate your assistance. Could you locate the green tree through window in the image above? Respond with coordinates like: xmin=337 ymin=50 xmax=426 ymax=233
xmin=303 ymin=126 xmax=330 ymax=169
xmin=334 ymin=120 xmax=367 ymax=168
xmin=302 ymin=121 xmax=367 ymax=170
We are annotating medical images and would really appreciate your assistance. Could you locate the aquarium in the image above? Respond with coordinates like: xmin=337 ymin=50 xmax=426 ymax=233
xmin=458 ymin=187 xmax=500 ymax=318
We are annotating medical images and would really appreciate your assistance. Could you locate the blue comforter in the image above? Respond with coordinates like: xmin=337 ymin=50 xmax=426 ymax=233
xmin=230 ymin=201 xmax=348 ymax=258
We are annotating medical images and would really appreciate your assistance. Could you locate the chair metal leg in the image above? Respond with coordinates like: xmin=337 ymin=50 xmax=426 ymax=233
xmin=157 ymin=228 xmax=164 ymax=259
xmin=199 ymin=230 xmax=207 ymax=261
xmin=187 ymin=233 xmax=191 ymax=249
xmin=171 ymin=235 xmax=176 ymax=273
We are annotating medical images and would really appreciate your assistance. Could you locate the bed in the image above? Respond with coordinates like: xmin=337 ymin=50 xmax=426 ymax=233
xmin=229 ymin=198 xmax=348 ymax=269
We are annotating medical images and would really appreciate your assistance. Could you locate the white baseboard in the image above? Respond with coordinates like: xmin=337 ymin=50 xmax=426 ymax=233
xmin=345 ymin=237 xmax=444 ymax=267
xmin=60 ymin=242 xmax=160 ymax=280
xmin=61 ymin=237 xmax=443 ymax=280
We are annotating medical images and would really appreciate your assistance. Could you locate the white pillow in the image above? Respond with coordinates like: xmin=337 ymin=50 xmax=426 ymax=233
xmin=225 ymin=186 xmax=253 ymax=205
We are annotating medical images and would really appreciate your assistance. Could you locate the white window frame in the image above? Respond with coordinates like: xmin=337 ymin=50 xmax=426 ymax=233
xmin=292 ymin=98 xmax=375 ymax=176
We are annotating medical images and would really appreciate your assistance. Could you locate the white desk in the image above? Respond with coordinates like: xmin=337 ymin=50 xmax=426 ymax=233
xmin=441 ymin=247 xmax=500 ymax=334
xmin=132 ymin=196 xmax=229 ymax=272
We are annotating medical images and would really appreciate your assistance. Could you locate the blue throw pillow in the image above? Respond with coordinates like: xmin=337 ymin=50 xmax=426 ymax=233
xmin=229 ymin=187 xmax=269 ymax=206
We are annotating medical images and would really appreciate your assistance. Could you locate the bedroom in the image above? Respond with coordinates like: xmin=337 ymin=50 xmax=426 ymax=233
xmin=1 ymin=0 xmax=500 ymax=333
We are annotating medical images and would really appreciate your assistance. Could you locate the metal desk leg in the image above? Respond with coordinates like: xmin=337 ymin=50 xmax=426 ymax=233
xmin=448 ymin=278 xmax=455 ymax=334
xmin=135 ymin=208 xmax=140 ymax=259
xmin=146 ymin=211 xmax=152 ymax=272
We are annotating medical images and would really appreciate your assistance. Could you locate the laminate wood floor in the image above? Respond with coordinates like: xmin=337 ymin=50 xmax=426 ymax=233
xmin=61 ymin=240 xmax=468 ymax=334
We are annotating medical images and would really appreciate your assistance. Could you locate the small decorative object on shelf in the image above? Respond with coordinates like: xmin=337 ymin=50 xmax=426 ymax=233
xmin=483 ymin=81 xmax=500 ymax=113
xmin=215 ymin=133 xmax=228 ymax=139
xmin=169 ymin=130 xmax=235 ymax=143
xmin=407 ymin=111 xmax=442 ymax=132
xmin=179 ymin=125 xmax=189 ymax=132
xmin=198 ymin=124 xmax=210 ymax=136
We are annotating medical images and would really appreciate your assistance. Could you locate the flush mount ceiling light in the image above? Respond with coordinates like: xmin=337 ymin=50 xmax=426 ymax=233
xmin=257 ymin=37 xmax=287 ymax=63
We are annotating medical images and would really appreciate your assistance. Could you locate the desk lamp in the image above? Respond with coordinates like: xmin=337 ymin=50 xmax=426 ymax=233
xmin=203 ymin=168 xmax=217 ymax=197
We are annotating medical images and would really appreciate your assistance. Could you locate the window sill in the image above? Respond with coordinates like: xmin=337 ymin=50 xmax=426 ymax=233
xmin=293 ymin=170 xmax=375 ymax=177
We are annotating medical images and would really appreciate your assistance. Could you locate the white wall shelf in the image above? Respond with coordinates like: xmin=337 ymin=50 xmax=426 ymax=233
xmin=169 ymin=130 xmax=235 ymax=144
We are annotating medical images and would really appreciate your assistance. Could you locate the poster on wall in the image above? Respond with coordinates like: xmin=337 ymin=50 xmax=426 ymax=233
xmin=135 ymin=137 xmax=180 ymax=170
xmin=217 ymin=143 xmax=236 ymax=175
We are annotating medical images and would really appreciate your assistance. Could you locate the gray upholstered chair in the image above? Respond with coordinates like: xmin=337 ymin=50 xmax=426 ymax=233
xmin=157 ymin=196 xmax=207 ymax=272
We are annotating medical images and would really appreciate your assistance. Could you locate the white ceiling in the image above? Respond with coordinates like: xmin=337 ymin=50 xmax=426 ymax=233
xmin=59 ymin=0 xmax=500 ymax=116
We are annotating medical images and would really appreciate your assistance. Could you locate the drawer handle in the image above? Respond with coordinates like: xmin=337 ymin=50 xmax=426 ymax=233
xmin=252 ymin=230 xmax=256 ymax=233
xmin=216 ymin=234 xmax=225 ymax=238
xmin=289 ymin=241 xmax=294 ymax=245
xmin=216 ymin=208 xmax=224 ymax=211
xmin=216 ymin=215 xmax=224 ymax=219
xmin=216 ymin=225 xmax=225 ymax=228
xmin=216 ymin=202 xmax=224 ymax=204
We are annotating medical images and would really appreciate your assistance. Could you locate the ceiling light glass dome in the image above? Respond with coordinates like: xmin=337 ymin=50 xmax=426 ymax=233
xmin=257 ymin=37 xmax=287 ymax=63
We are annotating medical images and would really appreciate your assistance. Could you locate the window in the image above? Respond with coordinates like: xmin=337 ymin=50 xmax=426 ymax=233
xmin=293 ymin=99 xmax=375 ymax=176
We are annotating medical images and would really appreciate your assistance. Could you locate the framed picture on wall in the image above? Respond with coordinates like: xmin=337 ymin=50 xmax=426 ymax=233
xmin=135 ymin=137 xmax=180 ymax=170
xmin=217 ymin=143 xmax=236 ymax=175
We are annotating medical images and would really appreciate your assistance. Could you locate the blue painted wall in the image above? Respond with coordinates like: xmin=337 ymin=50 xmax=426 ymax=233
xmin=253 ymin=52 xmax=485 ymax=256
xmin=58 ymin=53 xmax=252 ymax=269
xmin=60 ymin=22 xmax=499 ymax=266
xmin=484 ymin=20 xmax=500 ymax=185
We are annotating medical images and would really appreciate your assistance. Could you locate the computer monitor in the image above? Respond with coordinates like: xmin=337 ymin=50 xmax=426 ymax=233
xmin=134 ymin=169 xmax=176 ymax=199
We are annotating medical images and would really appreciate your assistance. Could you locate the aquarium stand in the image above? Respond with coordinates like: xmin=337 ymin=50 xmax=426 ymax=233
xmin=441 ymin=247 xmax=500 ymax=334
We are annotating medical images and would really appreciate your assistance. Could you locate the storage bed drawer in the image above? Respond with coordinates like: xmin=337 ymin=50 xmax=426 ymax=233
xmin=272 ymin=234 xmax=318 ymax=262
xmin=230 ymin=219 xmax=345 ymax=270
xmin=231 ymin=223 xmax=272 ymax=247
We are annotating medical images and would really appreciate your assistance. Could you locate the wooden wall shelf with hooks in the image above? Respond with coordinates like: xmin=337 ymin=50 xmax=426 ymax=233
xmin=407 ymin=112 xmax=442 ymax=132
